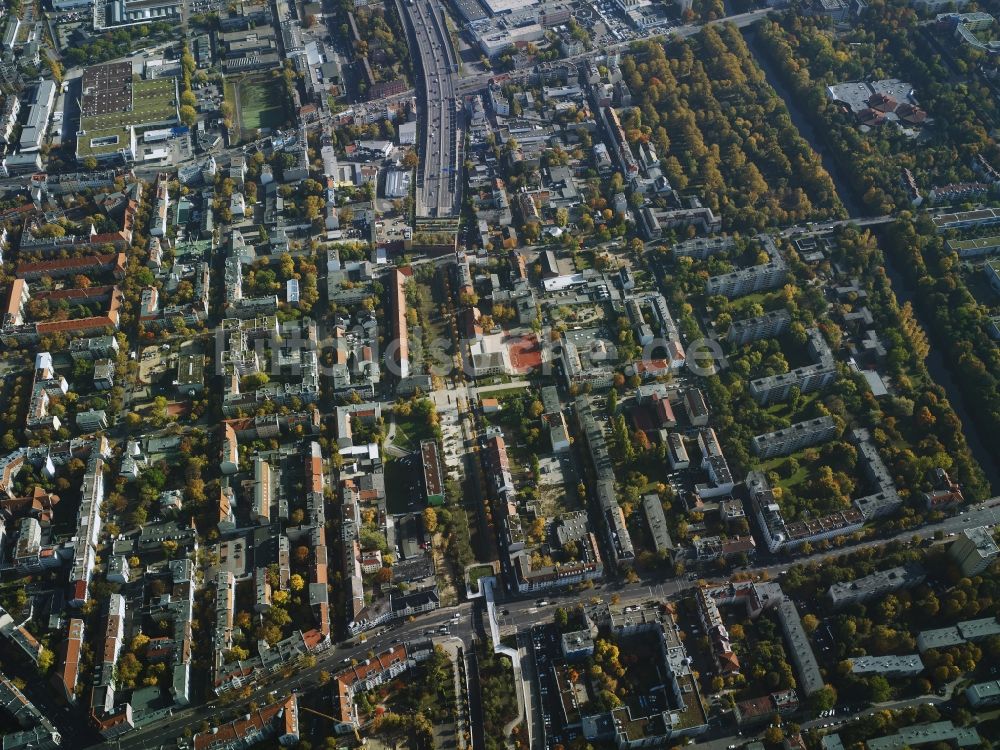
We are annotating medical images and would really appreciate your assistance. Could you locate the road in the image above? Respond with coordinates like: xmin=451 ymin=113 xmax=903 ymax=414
xmin=399 ymin=0 xmax=461 ymax=218
xmin=81 ymin=492 xmax=999 ymax=749
xmin=494 ymin=496 xmax=1000 ymax=636
xmin=453 ymin=9 xmax=773 ymax=97
xmin=85 ymin=606 xmax=477 ymax=750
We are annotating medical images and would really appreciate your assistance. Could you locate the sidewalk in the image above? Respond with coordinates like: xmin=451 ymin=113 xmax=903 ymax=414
xmin=439 ymin=638 xmax=468 ymax=750
xmin=483 ymin=578 xmax=531 ymax=748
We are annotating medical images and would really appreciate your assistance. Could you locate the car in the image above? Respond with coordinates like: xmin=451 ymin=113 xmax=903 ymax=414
xmin=728 ymin=745 xmax=737 ymax=749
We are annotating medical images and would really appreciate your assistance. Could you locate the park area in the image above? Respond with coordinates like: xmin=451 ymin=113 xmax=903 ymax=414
xmin=224 ymin=74 xmax=288 ymax=140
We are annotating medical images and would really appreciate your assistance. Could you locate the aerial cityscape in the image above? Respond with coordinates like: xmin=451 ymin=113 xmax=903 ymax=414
xmin=0 ymin=0 xmax=999 ymax=748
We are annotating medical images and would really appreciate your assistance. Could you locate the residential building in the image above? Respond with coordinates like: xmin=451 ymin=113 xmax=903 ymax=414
xmin=666 ymin=432 xmax=689 ymax=470
xmin=917 ymin=617 xmax=1000 ymax=652
xmin=776 ymin=599 xmax=824 ymax=696
xmin=850 ymin=655 xmax=924 ymax=677
xmin=683 ymin=388 xmax=709 ymax=426
xmin=192 ymin=695 xmax=299 ymax=749
xmin=733 ymin=691 xmax=799 ymax=727
xmin=827 ymin=564 xmax=926 ymax=609
xmin=695 ymin=586 xmax=740 ymax=675
xmin=695 ymin=428 xmax=734 ymax=500
xmin=55 ymin=618 xmax=85 ymax=704
xmin=965 ymin=680 xmax=1000 ymax=708
xmin=673 ymin=235 xmax=735 ymax=260
xmin=949 ymin=526 xmax=999 ymax=575
xmin=331 ymin=645 xmax=413 ymax=732
xmin=986 ymin=259 xmax=1000 ymax=296
xmin=420 ymin=440 xmax=444 ymax=506
xmin=728 ymin=310 xmax=792 ymax=346
xmin=866 ymin=721 xmax=980 ymax=750
xmin=751 ymin=416 xmax=838 ymax=459
xmin=705 ymin=237 xmax=786 ymax=298
xmin=642 ymin=494 xmax=674 ymax=560
xmin=93 ymin=360 xmax=115 ymax=391
xmin=76 ymin=410 xmax=109 ymax=433
xmin=574 ymin=397 xmax=634 ymax=567
xmin=749 ymin=328 xmax=836 ymax=404
xmin=69 ymin=336 xmax=120 ymax=361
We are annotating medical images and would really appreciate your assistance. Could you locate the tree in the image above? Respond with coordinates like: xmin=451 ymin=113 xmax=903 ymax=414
xmin=809 ymin=685 xmax=837 ymax=714
xmin=37 ymin=647 xmax=54 ymax=673
xmin=375 ymin=566 xmax=393 ymax=584
xmin=423 ymin=506 xmax=438 ymax=534
xmin=554 ymin=607 xmax=569 ymax=630
xmin=179 ymin=105 xmax=197 ymax=127
xmin=868 ymin=675 xmax=893 ymax=703
xmin=290 ymin=574 xmax=305 ymax=591
xmin=764 ymin=726 xmax=784 ymax=744
xmin=402 ymin=150 xmax=418 ymax=169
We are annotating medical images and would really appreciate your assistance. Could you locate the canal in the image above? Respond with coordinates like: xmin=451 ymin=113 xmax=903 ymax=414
xmin=744 ymin=29 xmax=999 ymax=493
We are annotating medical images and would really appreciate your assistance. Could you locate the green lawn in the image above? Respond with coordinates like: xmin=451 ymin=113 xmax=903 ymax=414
xmin=467 ymin=564 xmax=495 ymax=593
xmin=391 ymin=413 xmax=435 ymax=453
xmin=233 ymin=75 xmax=288 ymax=137
xmin=764 ymin=390 xmax=821 ymax=422
xmin=757 ymin=454 xmax=810 ymax=493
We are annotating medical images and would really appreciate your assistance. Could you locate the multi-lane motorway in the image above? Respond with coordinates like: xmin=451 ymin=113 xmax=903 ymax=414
xmin=399 ymin=0 xmax=461 ymax=219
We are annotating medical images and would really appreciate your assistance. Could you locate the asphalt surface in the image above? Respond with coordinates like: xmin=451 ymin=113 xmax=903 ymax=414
xmin=86 ymin=606 xmax=477 ymax=750
xmin=453 ymin=9 xmax=774 ymax=97
xmin=400 ymin=0 xmax=461 ymax=218
xmin=78 ymin=492 xmax=999 ymax=749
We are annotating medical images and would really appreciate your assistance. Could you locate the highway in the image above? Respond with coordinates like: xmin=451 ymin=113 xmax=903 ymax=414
xmin=399 ymin=0 xmax=462 ymax=218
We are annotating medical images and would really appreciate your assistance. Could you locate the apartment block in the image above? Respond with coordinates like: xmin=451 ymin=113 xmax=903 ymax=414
xmin=749 ymin=328 xmax=836 ymax=405
xmin=672 ymin=235 xmax=734 ymax=260
xmin=949 ymin=526 xmax=999 ymax=575
xmin=850 ymin=655 xmax=924 ymax=677
xmin=705 ymin=236 xmax=787 ymax=299
xmin=751 ymin=416 xmax=837 ymax=459
xmin=666 ymin=432 xmax=690 ymax=470
xmin=866 ymin=721 xmax=980 ymax=750
xmin=695 ymin=427 xmax=734 ymax=500
xmin=727 ymin=309 xmax=792 ymax=346
xmin=575 ymin=397 xmax=634 ymax=567
xmin=827 ymin=564 xmax=926 ymax=609
xmin=642 ymin=494 xmax=675 ymax=560
xmin=776 ymin=599 xmax=824 ymax=696
xmin=683 ymin=388 xmax=709 ymax=426
xmin=965 ymin=680 xmax=1000 ymax=708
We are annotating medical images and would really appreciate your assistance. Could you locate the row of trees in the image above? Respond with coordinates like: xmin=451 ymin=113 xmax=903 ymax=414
xmin=620 ymin=25 xmax=844 ymax=232
xmin=478 ymin=645 xmax=521 ymax=750
xmin=883 ymin=214 xmax=1000 ymax=473
xmin=755 ymin=9 xmax=996 ymax=215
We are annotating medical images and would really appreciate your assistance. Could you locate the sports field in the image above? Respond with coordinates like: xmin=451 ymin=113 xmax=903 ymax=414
xmin=227 ymin=74 xmax=288 ymax=139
